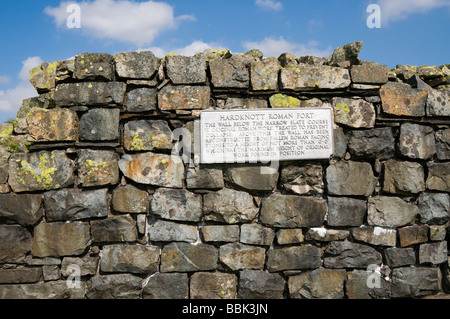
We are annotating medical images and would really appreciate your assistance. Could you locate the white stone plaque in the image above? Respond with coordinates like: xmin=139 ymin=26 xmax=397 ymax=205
xmin=200 ymin=108 xmax=334 ymax=164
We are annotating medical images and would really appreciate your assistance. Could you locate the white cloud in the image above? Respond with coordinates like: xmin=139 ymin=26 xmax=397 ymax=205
xmin=242 ymin=37 xmax=332 ymax=58
xmin=142 ymin=40 xmax=225 ymax=57
xmin=255 ymin=0 xmax=283 ymax=11
xmin=377 ymin=0 xmax=450 ymax=24
xmin=0 ymin=57 xmax=43 ymax=113
xmin=44 ymin=0 xmax=195 ymax=46
xmin=0 ymin=76 xmax=10 ymax=84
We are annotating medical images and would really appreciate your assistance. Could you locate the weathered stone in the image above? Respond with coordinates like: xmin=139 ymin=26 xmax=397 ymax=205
xmin=261 ymin=194 xmax=326 ymax=228
xmin=348 ymin=128 xmax=395 ymax=160
xmin=100 ymin=244 xmax=160 ymax=274
xmin=333 ymin=126 xmax=347 ymax=158
xmin=54 ymin=82 xmax=126 ymax=106
xmin=223 ymin=97 xmax=268 ymax=109
xmin=0 ymin=150 xmax=9 ymax=184
xmin=346 ymin=269 xmax=391 ymax=299
xmin=44 ymin=188 xmax=108 ymax=221
xmin=112 ymin=184 xmax=149 ymax=214
xmin=382 ymin=160 xmax=425 ymax=195
xmin=280 ymin=163 xmax=323 ymax=195
xmin=61 ymin=256 xmax=99 ymax=277
xmin=276 ymin=229 xmax=304 ymax=245
xmin=204 ymin=188 xmax=259 ymax=224
xmin=267 ymin=245 xmax=322 ymax=272
xmin=166 ymin=55 xmax=206 ymax=84
xmin=398 ymin=224 xmax=429 ymax=247
xmin=118 ymin=152 xmax=184 ymax=188
xmin=332 ymin=97 xmax=375 ymax=128
xmin=323 ymin=241 xmax=382 ymax=268
xmin=160 ymin=242 xmax=218 ymax=272
xmin=350 ymin=62 xmax=388 ymax=84
xmin=0 ymin=193 xmax=43 ymax=226
xmin=201 ymin=225 xmax=240 ymax=243
xmin=385 ymin=247 xmax=416 ymax=268
xmin=368 ymin=196 xmax=418 ymax=228
xmin=327 ymin=197 xmax=366 ymax=227
xmin=326 ymin=161 xmax=376 ymax=196
xmin=380 ymin=82 xmax=427 ymax=117
xmin=0 ymin=225 xmax=32 ymax=263
xmin=158 ymin=86 xmax=210 ymax=110
xmin=28 ymin=108 xmax=79 ymax=142
xmin=114 ymin=51 xmax=159 ymax=79
xmin=25 ymin=257 xmax=61 ymax=266
xmin=79 ymin=108 xmax=120 ymax=141
xmin=219 ymin=243 xmax=266 ymax=271
xmin=406 ymin=74 xmax=432 ymax=90
xmin=278 ymin=52 xmax=298 ymax=67
xmin=42 ymin=265 xmax=60 ymax=281
xmin=31 ymin=221 xmax=91 ymax=257
xmin=305 ymin=228 xmax=349 ymax=242
xmin=0 ymin=280 xmax=85 ymax=299
xmin=239 ymin=270 xmax=285 ymax=299
xmin=151 ymin=188 xmax=202 ymax=222
xmin=427 ymin=88 xmax=449 ymax=116
xmin=55 ymin=59 xmax=75 ymax=83
xmin=418 ymin=193 xmax=450 ymax=225
xmin=269 ymin=94 xmax=301 ymax=108
xmin=251 ymin=57 xmax=280 ymax=91
xmin=186 ymin=167 xmax=224 ymax=189
xmin=299 ymin=55 xmax=328 ymax=66
xmin=436 ymin=127 xmax=450 ymax=160
xmin=77 ymin=150 xmax=119 ymax=187
xmin=430 ymin=225 xmax=447 ymax=241
xmin=329 ymin=41 xmax=363 ymax=65
xmin=126 ymin=88 xmax=157 ymax=112
xmin=148 ymin=220 xmax=199 ymax=243
xmin=426 ymin=162 xmax=450 ymax=192
xmin=419 ymin=241 xmax=448 ymax=265
xmin=86 ymin=274 xmax=142 ymax=299
xmin=124 ymin=120 xmax=173 ymax=151
xmin=209 ymin=57 xmax=249 ymax=88
xmin=194 ymin=48 xmax=232 ymax=61
xmin=281 ymin=65 xmax=351 ymax=91
xmin=143 ymin=273 xmax=189 ymax=299
xmin=289 ymin=268 xmax=346 ymax=299
xmin=190 ymin=272 xmax=237 ymax=299
xmin=90 ymin=214 xmax=137 ymax=243
xmin=29 ymin=61 xmax=58 ymax=93
xmin=9 ymin=151 xmax=74 ymax=193
xmin=351 ymin=226 xmax=396 ymax=246
xmin=399 ymin=123 xmax=436 ymax=159
xmin=74 ymin=53 xmax=114 ymax=81
xmin=391 ymin=267 xmax=441 ymax=298
xmin=224 ymin=165 xmax=278 ymax=193
xmin=240 ymin=223 xmax=275 ymax=246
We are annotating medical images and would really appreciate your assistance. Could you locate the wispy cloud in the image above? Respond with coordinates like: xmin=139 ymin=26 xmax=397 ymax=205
xmin=0 ymin=76 xmax=10 ymax=84
xmin=255 ymin=0 xmax=283 ymax=11
xmin=243 ymin=37 xmax=332 ymax=58
xmin=142 ymin=40 xmax=225 ymax=57
xmin=44 ymin=0 xmax=195 ymax=47
xmin=377 ymin=0 xmax=450 ymax=25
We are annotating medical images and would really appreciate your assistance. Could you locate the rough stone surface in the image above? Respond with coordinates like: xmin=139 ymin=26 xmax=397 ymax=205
xmin=260 ymin=194 xmax=327 ymax=228
xmin=399 ymin=123 xmax=436 ymax=159
xmin=126 ymin=88 xmax=157 ymax=112
xmin=0 ymin=225 xmax=32 ymax=263
xmin=158 ymin=86 xmax=210 ymax=110
xmin=166 ymin=55 xmax=206 ymax=84
xmin=86 ymin=274 xmax=142 ymax=299
xmin=74 ymin=53 xmax=114 ymax=81
xmin=160 ymin=242 xmax=218 ymax=272
xmin=123 ymin=120 xmax=173 ymax=151
xmin=112 ymin=184 xmax=149 ymax=214
xmin=79 ymin=108 xmax=120 ymax=141
xmin=346 ymin=269 xmax=391 ymax=299
xmin=54 ymin=82 xmax=126 ymax=106
xmin=143 ymin=273 xmax=189 ymax=299
xmin=329 ymin=41 xmax=363 ymax=65
xmin=114 ymin=51 xmax=159 ymax=79
xmin=326 ymin=161 xmax=376 ymax=196
xmin=332 ymin=97 xmax=376 ymax=128
xmin=385 ymin=247 xmax=416 ymax=268
xmin=350 ymin=62 xmax=388 ymax=84
xmin=368 ymin=196 xmax=418 ymax=228
xmin=391 ymin=267 xmax=442 ymax=298
xmin=435 ymin=127 xmax=450 ymax=160
xmin=382 ymin=160 xmax=425 ymax=195
xmin=77 ymin=150 xmax=119 ymax=187
xmin=251 ymin=57 xmax=280 ymax=91
xmin=28 ymin=108 xmax=79 ymax=142
xmin=240 ymin=223 xmax=275 ymax=246
xmin=426 ymin=162 xmax=450 ymax=192
xmin=0 ymin=281 xmax=85 ymax=299
xmin=279 ymin=163 xmax=324 ymax=195
xmin=224 ymin=165 xmax=278 ymax=193
xmin=419 ymin=241 xmax=448 ymax=265
xmin=100 ymin=244 xmax=160 ymax=274
xmin=348 ymin=128 xmax=395 ymax=160
xmin=44 ymin=188 xmax=109 ymax=221
xmin=351 ymin=226 xmax=397 ymax=247
xmin=418 ymin=193 xmax=450 ymax=225
xmin=190 ymin=272 xmax=237 ymax=299
xmin=266 ymin=245 xmax=322 ymax=272
xmin=0 ymin=193 xmax=43 ymax=226
xmin=90 ymin=214 xmax=137 ymax=243
xmin=276 ymin=229 xmax=304 ymax=245
xmin=323 ymin=241 xmax=382 ymax=268
xmin=0 ymin=268 xmax=43 ymax=284
xmin=398 ymin=224 xmax=429 ymax=247
xmin=147 ymin=220 xmax=199 ymax=243
xmin=61 ymin=256 xmax=99 ymax=277
xmin=219 ymin=243 xmax=266 ymax=270
xmin=289 ymin=268 xmax=346 ymax=299
xmin=327 ymin=197 xmax=366 ymax=227
xmin=201 ymin=225 xmax=240 ymax=243
xmin=186 ymin=167 xmax=224 ymax=189
xmin=8 ymin=151 xmax=74 ymax=193
xmin=427 ymin=89 xmax=450 ymax=116
xmin=29 ymin=61 xmax=58 ymax=93
xmin=305 ymin=228 xmax=349 ymax=242
xmin=380 ymin=82 xmax=427 ymax=117
xmin=223 ymin=97 xmax=268 ymax=109
xmin=238 ymin=270 xmax=285 ymax=299
xmin=281 ymin=65 xmax=351 ymax=91
xmin=209 ymin=57 xmax=250 ymax=89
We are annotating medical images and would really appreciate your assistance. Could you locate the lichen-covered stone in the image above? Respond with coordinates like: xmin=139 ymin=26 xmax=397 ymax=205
xmin=86 ymin=274 xmax=142 ymax=299
xmin=368 ymin=196 xmax=418 ymax=228
xmin=391 ymin=267 xmax=442 ymax=298
xmin=28 ymin=108 xmax=79 ymax=142
xmin=398 ymin=224 xmax=429 ymax=247
xmin=332 ymin=97 xmax=375 ymax=128
xmin=0 ymin=149 xmax=10 ymax=184
xmin=151 ymin=188 xmax=202 ymax=222
xmin=44 ymin=188 xmax=109 ymax=221
xmin=126 ymin=88 xmax=157 ymax=112
xmin=382 ymin=160 xmax=425 ymax=195
xmin=0 ymin=193 xmax=43 ymax=226
xmin=224 ymin=165 xmax=278 ymax=193
xmin=289 ymin=268 xmax=346 ymax=299
xmin=74 ymin=53 xmax=114 ymax=81
xmin=380 ymin=82 xmax=427 ymax=117
xmin=158 ymin=86 xmax=210 ymax=110
xmin=118 ymin=152 xmax=184 ymax=188
xmin=209 ymin=57 xmax=249 ymax=88
xmin=166 ymin=55 xmax=206 ymax=84
xmin=260 ymin=194 xmax=327 ymax=228
xmin=31 ymin=221 xmax=91 ymax=257
xmin=147 ymin=220 xmax=198 ymax=243
xmin=143 ymin=273 xmax=189 ymax=299
xmin=77 ymin=150 xmax=119 ymax=187
xmin=399 ymin=123 xmax=436 ymax=159
xmin=350 ymin=62 xmax=388 ymax=84
xmin=323 ymin=241 xmax=382 ymax=268
xmin=123 ymin=120 xmax=173 ymax=151
xmin=279 ymin=163 xmax=324 ymax=195
xmin=186 ymin=167 xmax=224 ymax=189
xmin=419 ymin=241 xmax=447 ymax=265
xmin=201 ymin=225 xmax=240 ymax=243
xmin=418 ymin=192 xmax=450 ymax=225
xmin=238 ymin=270 xmax=285 ymax=299
xmin=0 ymin=225 xmax=32 ymax=263
xmin=54 ymin=82 xmax=126 ymax=106
xmin=267 ymin=245 xmax=322 ymax=272
xmin=326 ymin=160 xmax=376 ymax=196
xmin=79 ymin=108 xmax=120 ymax=141
xmin=427 ymin=89 xmax=450 ymax=116
xmin=190 ymin=272 xmax=237 ymax=299
xmin=240 ymin=223 xmax=275 ymax=246
xmin=329 ymin=41 xmax=363 ymax=65
xmin=251 ymin=57 xmax=280 ymax=91
xmin=112 ymin=184 xmax=149 ymax=214
xmin=160 ymin=242 xmax=218 ymax=272
xmin=29 ymin=61 xmax=58 ymax=93
xmin=426 ymin=162 xmax=450 ymax=192
xmin=269 ymin=94 xmax=301 ymax=108
xmin=435 ymin=127 xmax=450 ymax=160
xmin=223 ymin=97 xmax=268 ymax=109
xmin=348 ymin=127 xmax=395 ymax=160
xmin=8 ymin=151 xmax=74 ymax=193
xmin=114 ymin=51 xmax=159 ymax=79
xmin=219 ymin=243 xmax=266 ymax=270
xmin=90 ymin=214 xmax=137 ymax=243
xmin=351 ymin=226 xmax=396 ymax=247
xmin=100 ymin=244 xmax=160 ymax=274
xmin=203 ymin=188 xmax=259 ymax=224
xmin=281 ymin=65 xmax=351 ymax=91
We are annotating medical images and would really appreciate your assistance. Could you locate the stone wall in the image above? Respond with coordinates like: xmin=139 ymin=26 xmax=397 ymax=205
xmin=0 ymin=42 xmax=449 ymax=299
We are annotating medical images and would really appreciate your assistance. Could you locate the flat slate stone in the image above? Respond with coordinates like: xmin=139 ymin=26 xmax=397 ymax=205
xmin=86 ymin=274 xmax=142 ymax=299
xmin=160 ymin=242 xmax=218 ymax=272
xmin=100 ymin=244 xmax=160 ymax=274
xmin=219 ymin=243 xmax=266 ymax=270
xmin=326 ymin=160 xmax=376 ymax=196
xmin=0 ymin=225 xmax=32 ymax=263
xmin=238 ymin=270 xmax=285 ymax=299
xmin=190 ymin=272 xmax=237 ymax=299
xmin=289 ymin=268 xmax=347 ymax=299
xmin=209 ymin=57 xmax=249 ymax=89
xmin=332 ymin=97 xmax=375 ymax=128
xmin=399 ymin=123 xmax=436 ymax=159
xmin=143 ymin=273 xmax=189 ymax=299
xmin=266 ymin=245 xmax=322 ymax=272
xmin=114 ymin=51 xmax=159 ymax=79
xmin=348 ymin=127 xmax=395 ymax=160
xmin=126 ymin=88 xmax=157 ymax=112
xmin=151 ymin=188 xmax=202 ymax=222
xmin=380 ymin=82 xmax=427 ymax=117
xmin=158 ymin=86 xmax=210 ymax=110
xmin=368 ymin=196 xmax=418 ymax=228
xmin=382 ymin=160 xmax=425 ymax=195
xmin=326 ymin=197 xmax=366 ymax=227
xmin=427 ymin=88 xmax=450 ymax=117
xmin=147 ymin=220 xmax=199 ymax=243
xmin=28 ymin=108 xmax=79 ymax=142
xmin=112 ymin=184 xmax=149 ymax=214
xmin=123 ymin=120 xmax=173 ymax=151
xmin=74 ymin=53 xmax=114 ymax=81
xmin=54 ymin=82 xmax=126 ymax=106
xmin=323 ymin=241 xmax=382 ymax=268
xmin=166 ymin=55 xmax=207 ymax=84
xmin=281 ymin=65 xmax=351 ymax=91
xmin=79 ymin=108 xmax=120 ymax=141
xmin=251 ymin=57 xmax=280 ymax=91
xmin=90 ymin=214 xmax=137 ymax=243
xmin=391 ymin=267 xmax=442 ymax=298
xmin=426 ymin=162 xmax=450 ymax=192
xmin=0 ymin=193 xmax=43 ymax=226
xmin=350 ymin=62 xmax=388 ymax=84
xmin=77 ymin=149 xmax=119 ymax=187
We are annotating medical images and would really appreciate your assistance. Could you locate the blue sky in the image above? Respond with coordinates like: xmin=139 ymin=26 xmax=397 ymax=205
xmin=0 ymin=0 xmax=449 ymax=123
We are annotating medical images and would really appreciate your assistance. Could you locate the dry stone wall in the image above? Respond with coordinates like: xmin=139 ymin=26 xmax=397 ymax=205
xmin=0 ymin=42 xmax=449 ymax=299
